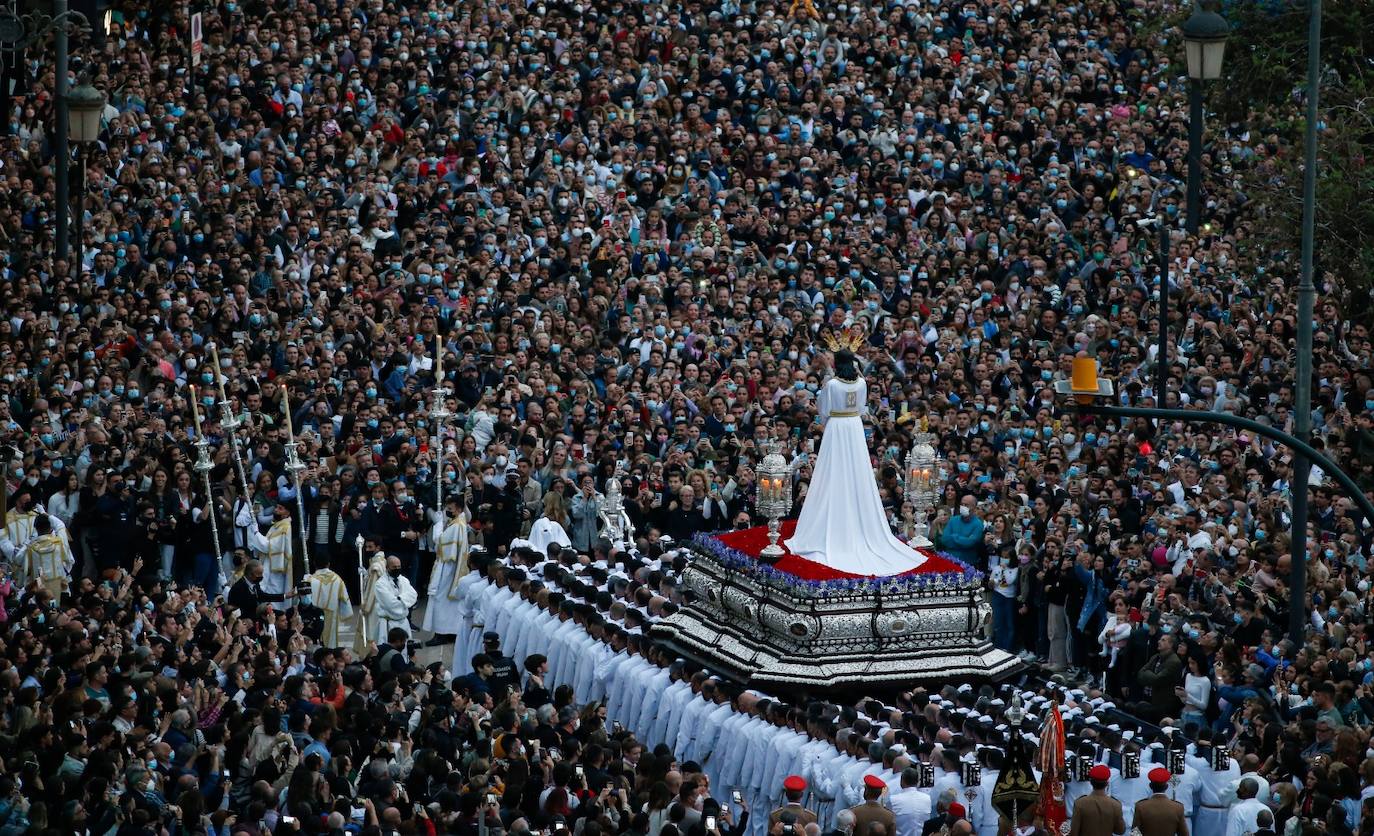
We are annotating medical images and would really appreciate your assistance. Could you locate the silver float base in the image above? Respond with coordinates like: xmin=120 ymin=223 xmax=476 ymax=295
xmin=651 ymin=543 xmax=1022 ymax=694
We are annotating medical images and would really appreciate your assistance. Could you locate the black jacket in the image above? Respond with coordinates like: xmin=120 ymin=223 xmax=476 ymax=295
xmin=227 ymin=575 xmax=264 ymax=615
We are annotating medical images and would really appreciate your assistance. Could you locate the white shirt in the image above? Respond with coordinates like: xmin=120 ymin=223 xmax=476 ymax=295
xmin=1224 ymin=797 xmax=1268 ymax=836
xmin=693 ymin=702 xmax=735 ymax=767
xmin=890 ymin=787 xmax=933 ymax=836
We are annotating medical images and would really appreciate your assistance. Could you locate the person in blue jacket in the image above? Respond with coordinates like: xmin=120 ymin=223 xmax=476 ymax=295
xmin=940 ymin=494 xmax=986 ymax=566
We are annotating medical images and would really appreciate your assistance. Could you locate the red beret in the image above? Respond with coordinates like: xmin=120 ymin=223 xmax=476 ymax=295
xmin=863 ymin=774 xmax=886 ymax=790
xmin=1148 ymin=768 xmax=1172 ymax=784
xmin=1088 ymin=764 xmax=1111 ymax=781
xmin=949 ymin=803 xmax=967 ymax=819
xmin=783 ymin=775 xmax=807 ymax=792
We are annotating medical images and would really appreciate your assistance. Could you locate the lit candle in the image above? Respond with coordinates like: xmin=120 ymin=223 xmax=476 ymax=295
xmin=435 ymin=331 xmax=443 ymax=387
xmin=209 ymin=343 xmax=228 ymax=403
xmin=282 ymin=385 xmax=295 ymax=441
xmin=190 ymin=385 xmax=203 ymax=436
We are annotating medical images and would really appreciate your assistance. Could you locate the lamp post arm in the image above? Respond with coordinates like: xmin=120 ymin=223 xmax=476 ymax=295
xmin=1070 ymin=403 xmax=1374 ymax=528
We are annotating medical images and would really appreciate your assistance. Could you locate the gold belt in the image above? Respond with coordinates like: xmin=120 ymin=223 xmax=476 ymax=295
xmin=830 ymin=410 xmax=860 ymax=417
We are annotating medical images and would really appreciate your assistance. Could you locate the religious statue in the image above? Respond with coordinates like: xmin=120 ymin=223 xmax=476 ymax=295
xmin=784 ymin=328 xmax=927 ymax=576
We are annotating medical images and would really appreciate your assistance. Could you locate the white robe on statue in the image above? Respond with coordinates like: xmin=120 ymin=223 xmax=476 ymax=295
xmin=308 ymin=569 xmax=353 ymax=647
xmin=423 ymin=511 xmax=469 ymax=634
xmin=785 ymin=376 xmax=926 ymax=576
xmin=373 ymin=571 xmax=418 ymax=642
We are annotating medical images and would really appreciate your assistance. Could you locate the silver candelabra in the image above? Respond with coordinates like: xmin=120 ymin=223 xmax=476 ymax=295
xmin=598 ymin=464 xmax=634 ymax=549
xmin=903 ymin=428 xmax=938 ymax=547
xmin=755 ymin=436 xmax=792 ymax=564
xmin=193 ymin=433 xmax=224 ymax=562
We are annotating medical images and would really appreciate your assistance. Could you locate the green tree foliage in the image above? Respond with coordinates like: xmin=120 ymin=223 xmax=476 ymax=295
xmin=1209 ymin=0 xmax=1374 ymax=323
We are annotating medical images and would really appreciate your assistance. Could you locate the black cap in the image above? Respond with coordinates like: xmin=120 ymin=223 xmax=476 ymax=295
xmin=482 ymin=631 xmax=500 ymax=644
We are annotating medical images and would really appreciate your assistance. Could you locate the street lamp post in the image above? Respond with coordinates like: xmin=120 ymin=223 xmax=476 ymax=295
xmin=1292 ymin=0 xmax=1323 ymax=654
xmin=66 ymin=83 xmax=104 ymax=279
xmin=1056 ymin=356 xmax=1373 ymax=646
xmin=54 ymin=0 xmax=69 ymax=262
xmin=1180 ymin=2 xmax=1230 ymax=234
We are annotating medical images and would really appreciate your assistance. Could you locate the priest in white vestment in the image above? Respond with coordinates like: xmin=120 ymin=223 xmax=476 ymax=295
xmin=785 ymin=343 xmax=926 ymax=576
xmin=0 ymin=503 xmax=37 ymax=566
xmin=20 ymin=514 xmax=74 ymax=598
xmin=254 ymin=504 xmax=297 ymax=598
xmin=307 ymin=567 xmax=354 ymax=648
xmin=372 ymin=554 xmax=418 ymax=642
xmin=422 ymin=497 xmax=469 ymax=637
xmin=357 ymin=551 xmax=387 ymax=654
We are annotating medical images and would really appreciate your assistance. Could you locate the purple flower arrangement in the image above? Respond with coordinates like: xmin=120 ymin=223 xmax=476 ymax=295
xmin=690 ymin=532 xmax=983 ymax=597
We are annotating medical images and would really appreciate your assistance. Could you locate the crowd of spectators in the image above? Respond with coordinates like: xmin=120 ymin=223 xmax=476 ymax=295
xmin=0 ymin=0 xmax=1371 ymax=833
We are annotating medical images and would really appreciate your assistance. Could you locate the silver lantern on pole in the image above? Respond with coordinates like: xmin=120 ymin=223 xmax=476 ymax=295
xmin=430 ymin=333 xmax=452 ymax=527
xmin=281 ymin=389 xmax=312 ymax=574
xmin=756 ymin=437 xmax=792 ymax=564
xmin=188 ymin=386 xmax=223 ymax=563
xmin=904 ymin=423 xmax=938 ymax=547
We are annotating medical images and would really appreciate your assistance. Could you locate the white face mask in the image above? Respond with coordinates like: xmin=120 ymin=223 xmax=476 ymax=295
xmin=959 ymin=506 xmax=972 ymax=518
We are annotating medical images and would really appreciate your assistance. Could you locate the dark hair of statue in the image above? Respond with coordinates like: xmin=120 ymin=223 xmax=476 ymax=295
xmin=833 ymin=350 xmax=860 ymax=382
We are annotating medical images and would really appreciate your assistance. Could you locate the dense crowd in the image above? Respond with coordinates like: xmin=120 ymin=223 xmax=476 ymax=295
xmin=0 ymin=0 xmax=1370 ymax=833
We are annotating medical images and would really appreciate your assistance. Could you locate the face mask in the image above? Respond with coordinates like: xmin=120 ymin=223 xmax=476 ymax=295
xmin=959 ymin=506 xmax=971 ymax=518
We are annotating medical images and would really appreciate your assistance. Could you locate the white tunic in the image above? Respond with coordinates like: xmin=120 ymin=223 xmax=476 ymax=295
xmin=693 ymin=702 xmax=735 ymax=766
